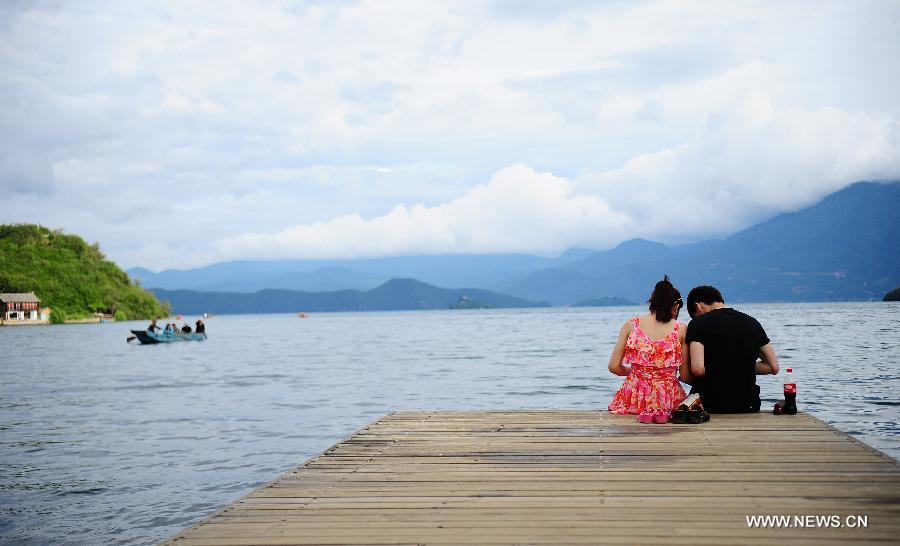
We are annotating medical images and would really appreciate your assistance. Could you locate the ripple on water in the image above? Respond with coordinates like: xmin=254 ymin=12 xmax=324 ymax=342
xmin=57 ymin=487 xmax=107 ymax=496
xmin=0 ymin=304 xmax=898 ymax=545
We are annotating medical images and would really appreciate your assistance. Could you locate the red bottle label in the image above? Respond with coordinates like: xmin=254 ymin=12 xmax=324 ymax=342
xmin=784 ymin=383 xmax=797 ymax=394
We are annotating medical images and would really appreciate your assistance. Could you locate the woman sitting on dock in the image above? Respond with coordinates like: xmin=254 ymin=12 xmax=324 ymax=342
xmin=607 ymin=276 xmax=688 ymax=422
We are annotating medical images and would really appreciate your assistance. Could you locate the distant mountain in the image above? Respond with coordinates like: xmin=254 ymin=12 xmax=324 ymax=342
xmin=152 ymin=278 xmax=547 ymax=314
xmin=565 ymin=238 xmax=674 ymax=275
xmin=130 ymin=250 xmax=595 ymax=293
xmin=498 ymin=239 xmax=677 ymax=305
xmin=200 ymin=266 xmax=389 ymax=293
xmin=133 ymin=181 xmax=900 ymax=305
xmin=503 ymin=181 xmax=900 ymax=304
xmin=129 ymin=261 xmax=382 ymax=292
xmin=496 ymin=267 xmax=600 ymax=306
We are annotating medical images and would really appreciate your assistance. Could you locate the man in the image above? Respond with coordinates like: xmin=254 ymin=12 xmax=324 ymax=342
xmin=684 ymin=285 xmax=779 ymax=413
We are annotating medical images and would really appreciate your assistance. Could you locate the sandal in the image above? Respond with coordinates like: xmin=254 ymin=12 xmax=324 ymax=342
xmin=671 ymin=393 xmax=701 ymax=424
xmin=686 ymin=403 xmax=711 ymax=424
xmin=637 ymin=412 xmax=654 ymax=424
xmin=652 ymin=413 xmax=670 ymax=424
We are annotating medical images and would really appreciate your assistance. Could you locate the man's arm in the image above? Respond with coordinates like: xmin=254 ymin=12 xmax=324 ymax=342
xmin=689 ymin=341 xmax=705 ymax=377
xmin=755 ymin=343 xmax=779 ymax=375
xmin=679 ymin=328 xmax=694 ymax=384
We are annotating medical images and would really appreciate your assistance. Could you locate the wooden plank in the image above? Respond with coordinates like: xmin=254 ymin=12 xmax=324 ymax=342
xmin=163 ymin=411 xmax=900 ymax=545
xmin=168 ymin=538 xmax=862 ymax=546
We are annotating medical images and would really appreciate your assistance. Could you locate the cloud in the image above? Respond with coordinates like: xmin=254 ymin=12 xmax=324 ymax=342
xmin=615 ymin=43 xmax=736 ymax=89
xmin=210 ymin=95 xmax=900 ymax=263
xmin=578 ymin=94 xmax=900 ymax=239
xmin=487 ymin=0 xmax=618 ymax=21
xmin=214 ymin=164 xmax=630 ymax=261
xmin=0 ymin=147 xmax=55 ymax=195
xmin=1 ymin=1 xmax=899 ymax=270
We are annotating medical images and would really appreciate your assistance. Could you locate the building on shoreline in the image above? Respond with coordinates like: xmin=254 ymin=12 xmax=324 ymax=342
xmin=1 ymin=293 xmax=46 ymax=323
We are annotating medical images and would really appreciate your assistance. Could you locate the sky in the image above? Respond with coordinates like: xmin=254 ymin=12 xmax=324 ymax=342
xmin=2 ymin=1 xmax=899 ymax=271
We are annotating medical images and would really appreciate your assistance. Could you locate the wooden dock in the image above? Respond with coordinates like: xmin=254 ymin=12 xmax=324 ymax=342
xmin=164 ymin=411 xmax=900 ymax=545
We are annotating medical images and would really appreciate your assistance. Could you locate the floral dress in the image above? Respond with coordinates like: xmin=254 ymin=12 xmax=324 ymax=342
xmin=608 ymin=317 xmax=687 ymax=416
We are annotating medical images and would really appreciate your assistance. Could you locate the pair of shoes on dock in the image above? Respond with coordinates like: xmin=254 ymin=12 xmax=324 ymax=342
xmin=637 ymin=412 xmax=671 ymax=424
xmin=671 ymin=393 xmax=711 ymax=424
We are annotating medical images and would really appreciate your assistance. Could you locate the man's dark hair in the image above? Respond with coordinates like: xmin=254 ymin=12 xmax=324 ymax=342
xmin=686 ymin=285 xmax=725 ymax=319
xmin=648 ymin=275 xmax=681 ymax=323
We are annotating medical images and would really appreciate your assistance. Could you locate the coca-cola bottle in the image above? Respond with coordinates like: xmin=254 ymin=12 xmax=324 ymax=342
xmin=783 ymin=368 xmax=797 ymax=415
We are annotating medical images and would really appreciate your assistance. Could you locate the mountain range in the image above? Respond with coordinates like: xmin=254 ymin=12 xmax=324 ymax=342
xmin=130 ymin=248 xmax=596 ymax=293
xmin=516 ymin=180 xmax=899 ymax=304
xmin=152 ymin=278 xmax=545 ymax=314
xmin=132 ymin=181 xmax=900 ymax=312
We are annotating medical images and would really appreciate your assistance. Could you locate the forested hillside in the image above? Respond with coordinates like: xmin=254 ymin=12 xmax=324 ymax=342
xmin=0 ymin=224 xmax=169 ymax=321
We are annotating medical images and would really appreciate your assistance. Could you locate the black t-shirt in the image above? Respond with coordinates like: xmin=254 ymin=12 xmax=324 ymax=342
xmin=685 ymin=308 xmax=770 ymax=413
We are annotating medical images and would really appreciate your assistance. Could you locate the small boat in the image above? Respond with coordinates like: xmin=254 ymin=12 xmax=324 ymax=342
xmin=130 ymin=330 xmax=207 ymax=344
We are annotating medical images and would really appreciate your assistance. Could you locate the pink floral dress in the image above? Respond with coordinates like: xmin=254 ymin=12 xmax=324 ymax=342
xmin=608 ymin=317 xmax=686 ymax=416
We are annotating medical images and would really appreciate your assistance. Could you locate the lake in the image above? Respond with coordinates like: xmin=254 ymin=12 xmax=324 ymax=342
xmin=1 ymin=302 xmax=898 ymax=545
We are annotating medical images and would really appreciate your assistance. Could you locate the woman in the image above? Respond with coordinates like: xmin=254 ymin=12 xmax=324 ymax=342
xmin=608 ymin=276 xmax=690 ymax=422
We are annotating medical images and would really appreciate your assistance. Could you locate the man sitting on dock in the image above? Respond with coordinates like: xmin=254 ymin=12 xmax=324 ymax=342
xmin=683 ymin=285 xmax=779 ymax=413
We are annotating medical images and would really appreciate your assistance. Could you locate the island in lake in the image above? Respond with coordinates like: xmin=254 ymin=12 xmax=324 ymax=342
xmin=450 ymin=295 xmax=495 ymax=309
xmin=572 ymin=296 xmax=636 ymax=307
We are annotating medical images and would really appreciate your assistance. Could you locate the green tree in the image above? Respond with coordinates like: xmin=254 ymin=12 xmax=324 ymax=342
xmin=0 ymin=224 xmax=169 ymax=320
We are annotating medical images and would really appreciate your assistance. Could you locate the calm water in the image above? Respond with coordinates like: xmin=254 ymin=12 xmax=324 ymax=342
xmin=1 ymin=303 xmax=899 ymax=544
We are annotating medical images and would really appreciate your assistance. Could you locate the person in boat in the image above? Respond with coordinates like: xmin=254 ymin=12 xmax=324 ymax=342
xmin=181 ymin=324 xmax=192 ymax=333
xmin=683 ymin=285 xmax=779 ymax=413
xmin=195 ymin=319 xmax=205 ymax=334
xmin=148 ymin=319 xmax=161 ymax=333
xmin=608 ymin=276 xmax=689 ymax=423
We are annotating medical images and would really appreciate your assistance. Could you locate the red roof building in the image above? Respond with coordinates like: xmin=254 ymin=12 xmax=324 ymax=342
xmin=1 ymin=293 xmax=42 ymax=321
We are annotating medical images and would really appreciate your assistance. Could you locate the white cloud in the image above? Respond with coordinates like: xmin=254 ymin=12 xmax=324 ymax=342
xmin=1 ymin=1 xmax=899 ymax=269
xmin=578 ymin=94 xmax=900 ymax=239
xmin=213 ymin=164 xmax=630 ymax=261
xmin=52 ymin=158 xmax=164 ymax=186
xmin=199 ymin=96 xmax=900 ymax=263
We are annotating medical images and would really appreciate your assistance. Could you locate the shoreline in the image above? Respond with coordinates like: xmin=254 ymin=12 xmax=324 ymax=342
xmin=0 ymin=317 xmax=114 ymax=326
xmin=0 ymin=319 xmax=52 ymax=326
